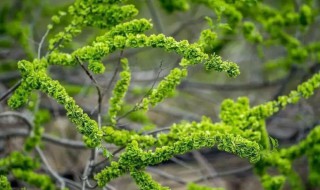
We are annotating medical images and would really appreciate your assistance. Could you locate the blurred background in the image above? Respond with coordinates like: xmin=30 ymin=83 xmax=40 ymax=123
xmin=1 ymin=0 xmax=320 ymax=189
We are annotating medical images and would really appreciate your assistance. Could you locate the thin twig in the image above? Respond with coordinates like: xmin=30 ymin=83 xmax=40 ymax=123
xmin=0 ymin=129 xmax=87 ymax=148
xmin=144 ymin=126 xmax=171 ymax=136
xmin=152 ymin=104 xmax=200 ymax=121
xmin=301 ymin=63 xmax=320 ymax=83
xmin=105 ymin=184 xmax=117 ymax=190
xmin=146 ymin=166 xmax=188 ymax=184
xmin=31 ymin=67 xmax=55 ymax=190
xmin=81 ymin=161 xmax=97 ymax=190
xmin=170 ymin=17 xmax=205 ymax=37
xmin=1 ymin=112 xmax=66 ymax=189
xmin=179 ymin=78 xmax=286 ymax=92
xmin=90 ymin=51 xmax=124 ymax=115
xmin=45 ymin=24 xmax=76 ymax=56
xmin=76 ymin=56 xmax=103 ymax=190
xmin=46 ymin=39 xmax=64 ymax=55
xmin=76 ymin=57 xmax=100 ymax=86
xmin=192 ymin=150 xmax=224 ymax=187
xmin=38 ymin=28 xmax=50 ymax=59
xmin=272 ymin=66 xmax=298 ymax=99
xmin=193 ymin=165 xmax=253 ymax=183
xmin=104 ymin=51 xmax=124 ymax=97
xmin=0 ymin=79 xmax=22 ymax=103
xmin=43 ymin=134 xmax=86 ymax=148
xmin=0 ymin=111 xmax=32 ymax=131
xmin=92 ymin=146 xmax=125 ymax=171
xmin=0 ymin=71 xmax=20 ymax=82
xmin=170 ymin=157 xmax=195 ymax=170
xmin=0 ymin=112 xmax=87 ymax=149
xmin=146 ymin=0 xmax=163 ymax=33
xmin=116 ymin=61 xmax=164 ymax=122
xmin=62 ymin=177 xmax=82 ymax=190
xmin=36 ymin=146 xmax=66 ymax=189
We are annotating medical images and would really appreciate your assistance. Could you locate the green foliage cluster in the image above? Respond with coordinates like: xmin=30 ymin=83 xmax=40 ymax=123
xmin=1 ymin=0 xmax=320 ymax=189
xmin=0 ymin=175 xmax=11 ymax=190
xmin=0 ymin=152 xmax=55 ymax=189
xmin=0 ymin=0 xmax=41 ymax=59
xmin=108 ymin=58 xmax=131 ymax=125
xmin=160 ymin=0 xmax=320 ymax=71
xmin=187 ymin=183 xmax=224 ymax=190
xmin=131 ymin=169 xmax=170 ymax=190
xmin=12 ymin=169 xmax=55 ymax=190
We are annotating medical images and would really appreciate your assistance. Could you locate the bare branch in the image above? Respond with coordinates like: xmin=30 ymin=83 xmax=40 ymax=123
xmin=0 ymin=111 xmax=32 ymax=131
xmin=193 ymin=165 xmax=253 ymax=183
xmin=75 ymin=56 xmax=103 ymax=189
xmin=179 ymin=78 xmax=286 ymax=92
xmin=192 ymin=151 xmax=225 ymax=187
xmin=36 ymin=146 xmax=66 ymax=189
xmin=38 ymin=28 xmax=51 ymax=59
xmin=104 ymin=51 xmax=124 ymax=98
xmin=0 ymin=129 xmax=87 ymax=149
xmin=0 ymin=71 xmax=20 ymax=82
xmin=146 ymin=166 xmax=188 ymax=184
xmin=116 ymin=61 xmax=164 ymax=122
xmin=146 ymin=0 xmax=163 ymax=33
xmin=0 ymin=79 xmax=22 ymax=103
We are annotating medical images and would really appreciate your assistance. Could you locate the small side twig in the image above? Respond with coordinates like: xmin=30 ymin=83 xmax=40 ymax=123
xmin=90 ymin=51 xmax=124 ymax=115
xmin=0 ymin=79 xmax=22 ymax=103
xmin=92 ymin=146 xmax=125 ymax=172
xmin=192 ymin=150 xmax=224 ymax=187
xmin=116 ymin=61 xmax=164 ymax=122
xmin=193 ymin=165 xmax=253 ymax=183
xmin=38 ymin=28 xmax=51 ymax=59
xmin=62 ymin=177 xmax=82 ymax=190
xmin=104 ymin=51 xmax=124 ymax=97
xmin=144 ymin=126 xmax=171 ymax=136
xmin=146 ymin=166 xmax=188 ymax=184
xmin=0 ymin=111 xmax=32 ymax=131
xmin=170 ymin=157 xmax=195 ymax=170
xmin=0 ymin=129 xmax=87 ymax=149
xmin=0 ymin=71 xmax=20 ymax=82
xmin=0 ymin=112 xmax=66 ymax=189
xmin=146 ymin=0 xmax=163 ymax=33
xmin=272 ymin=66 xmax=298 ymax=99
xmin=36 ymin=146 xmax=66 ymax=189
xmin=179 ymin=77 xmax=287 ymax=92
xmin=76 ymin=56 xmax=103 ymax=190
